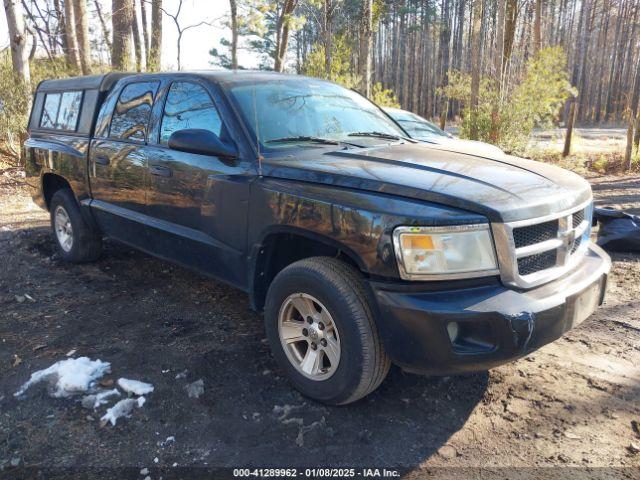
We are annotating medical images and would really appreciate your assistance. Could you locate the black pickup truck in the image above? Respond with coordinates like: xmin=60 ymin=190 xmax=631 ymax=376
xmin=24 ymin=71 xmax=611 ymax=405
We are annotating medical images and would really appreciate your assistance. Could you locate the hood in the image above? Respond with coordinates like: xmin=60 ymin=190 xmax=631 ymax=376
xmin=431 ymin=138 xmax=505 ymax=157
xmin=261 ymin=142 xmax=592 ymax=223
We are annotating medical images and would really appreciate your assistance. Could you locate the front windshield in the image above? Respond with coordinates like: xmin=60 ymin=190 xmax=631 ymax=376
xmin=389 ymin=110 xmax=450 ymax=141
xmin=228 ymin=78 xmax=406 ymax=151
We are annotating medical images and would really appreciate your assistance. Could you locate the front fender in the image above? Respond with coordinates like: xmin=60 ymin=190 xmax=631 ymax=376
xmin=248 ymin=177 xmax=487 ymax=279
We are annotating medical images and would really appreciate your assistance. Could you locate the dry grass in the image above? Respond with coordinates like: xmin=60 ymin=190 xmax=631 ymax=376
xmin=527 ymin=149 xmax=640 ymax=176
xmin=525 ymin=131 xmax=639 ymax=176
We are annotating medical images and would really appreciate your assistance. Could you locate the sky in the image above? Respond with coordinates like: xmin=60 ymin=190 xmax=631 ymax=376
xmin=0 ymin=0 xmax=261 ymax=71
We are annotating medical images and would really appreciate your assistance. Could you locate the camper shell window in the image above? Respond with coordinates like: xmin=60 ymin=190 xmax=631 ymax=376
xmin=39 ymin=91 xmax=84 ymax=131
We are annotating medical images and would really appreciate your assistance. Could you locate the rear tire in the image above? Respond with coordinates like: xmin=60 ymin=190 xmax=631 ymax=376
xmin=50 ymin=189 xmax=102 ymax=263
xmin=264 ymin=257 xmax=390 ymax=405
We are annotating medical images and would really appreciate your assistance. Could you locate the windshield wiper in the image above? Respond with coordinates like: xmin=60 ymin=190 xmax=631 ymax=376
xmin=266 ymin=136 xmax=341 ymax=145
xmin=348 ymin=131 xmax=416 ymax=142
xmin=265 ymin=135 xmax=365 ymax=148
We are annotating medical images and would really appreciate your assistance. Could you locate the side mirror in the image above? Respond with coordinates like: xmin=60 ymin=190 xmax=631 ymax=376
xmin=167 ymin=128 xmax=238 ymax=158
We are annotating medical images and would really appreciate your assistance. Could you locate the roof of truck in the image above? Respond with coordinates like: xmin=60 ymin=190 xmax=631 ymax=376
xmin=36 ymin=70 xmax=325 ymax=93
xmin=36 ymin=72 xmax=131 ymax=93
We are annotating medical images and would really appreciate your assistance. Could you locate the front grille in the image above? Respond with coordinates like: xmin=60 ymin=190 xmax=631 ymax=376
xmin=517 ymin=251 xmax=557 ymax=276
xmin=572 ymin=209 xmax=585 ymax=228
xmin=513 ymin=220 xmax=559 ymax=248
xmin=570 ymin=235 xmax=582 ymax=254
xmin=494 ymin=202 xmax=593 ymax=288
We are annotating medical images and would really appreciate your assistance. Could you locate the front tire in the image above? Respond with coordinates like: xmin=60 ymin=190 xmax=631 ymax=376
xmin=50 ymin=189 xmax=102 ymax=263
xmin=264 ymin=257 xmax=390 ymax=405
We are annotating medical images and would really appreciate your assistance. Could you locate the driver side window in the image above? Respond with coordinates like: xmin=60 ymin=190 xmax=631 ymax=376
xmin=160 ymin=82 xmax=223 ymax=145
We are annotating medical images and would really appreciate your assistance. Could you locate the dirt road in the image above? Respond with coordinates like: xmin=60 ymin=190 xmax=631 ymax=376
xmin=1 ymin=172 xmax=639 ymax=479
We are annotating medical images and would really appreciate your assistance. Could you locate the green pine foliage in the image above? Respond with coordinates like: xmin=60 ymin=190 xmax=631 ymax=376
xmin=441 ymin=46 xmax=575 ymax=154
xmin=301 ymin=36 xmax=399 ymax=107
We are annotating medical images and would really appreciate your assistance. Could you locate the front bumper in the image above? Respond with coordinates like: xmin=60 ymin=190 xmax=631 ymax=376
xmin=370 ymin=244 xmax=611 ymax=375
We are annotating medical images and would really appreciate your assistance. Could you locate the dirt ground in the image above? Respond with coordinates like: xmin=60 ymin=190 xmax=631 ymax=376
xmin=1 ymin=167 xmax=639 ymax=479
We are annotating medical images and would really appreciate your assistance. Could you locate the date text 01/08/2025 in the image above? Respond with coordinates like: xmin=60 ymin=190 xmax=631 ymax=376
xmin=232 ymin=468 xmax=401 ymax=478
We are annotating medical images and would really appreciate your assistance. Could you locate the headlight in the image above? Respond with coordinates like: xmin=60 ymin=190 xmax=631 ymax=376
xmin=392 ymin=224 xmax=498 ymax=280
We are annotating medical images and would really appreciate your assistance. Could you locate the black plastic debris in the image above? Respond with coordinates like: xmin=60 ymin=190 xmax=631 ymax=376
xmin=594 ymin=207 xmax=640 ymax=252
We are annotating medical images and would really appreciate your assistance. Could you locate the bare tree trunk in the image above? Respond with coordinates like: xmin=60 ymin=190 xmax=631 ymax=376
xmin=3 ymin=0 xmax=31 ymax=87
xmin=229 ymin=0 xmax=238 ymax=69
xmin=73 ymin=0 xmax=92 ymax=74
xmin=533 ymin=0 xmax=542 ymax=55
xmin=503 ymin=0 xmax=518 ymax=75
xmin=64 ymin=0 xmax=82 ymax=71
xmin=94 ymin=0 xmax=112 ymax=54
xmin=148 ymin=0 xmax=162 ymax=71
xmin=438 ymin=0 xmax=451 ymax=129
xmin=112 ymin=0 xmax=134 ymax=70
xmin=563 ymin=96 xmax=577 ymax=157
xmin=323 ymin=0 xmax=333 ymax=77
xmin=563 ymin=0 xmax=591 ymax=157
xmin=358 ymin=0 xmax=373 ymax=96
xmin=274 ymin=0 xmax=297 ymax=72
xmin=53 ymin=0 xmax=69 ymax=57
xmin=634 ymin=108 xmax=640 ymax=152
xmin=469 ymin=0 xmax=483 ymax=140
xmin=132 ymin=0 xmax=143 ymax=71
xmin=140 ymin=0 xmax=150 ymax=64
xmin=625 ymin=114 xmax=635 ymax=169
xmin=490 ymin=0 xmax=506 ymax=142
xmin=625 ymin=41 xmax=640 ymax=168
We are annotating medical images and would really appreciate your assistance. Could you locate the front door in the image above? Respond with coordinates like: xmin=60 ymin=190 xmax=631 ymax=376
xmin=89 ymin=81 xmax=160 ymax=248
xmin=144 ymin=80 xmax=253 ymax=288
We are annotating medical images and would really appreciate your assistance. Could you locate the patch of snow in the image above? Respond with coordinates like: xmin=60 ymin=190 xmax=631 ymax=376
xmin=273 ymin=404 xmax=304 ymax=421
xmin=175 ymin=370 xmax=187 ymax=379
xmin=14 ymin=357 xmax=111 ymax=398
xmin=185 ymin=379 xmax=204 ymax=398
xmin=65 ymin=349 xmax=77 ymax=357
xmin=117 ymin=378 xmax=154 ymax=396
xmin=100 ymin=396 xmax=146 ymax=426
xmin=81 ymin=389 xmax=120 ymax=409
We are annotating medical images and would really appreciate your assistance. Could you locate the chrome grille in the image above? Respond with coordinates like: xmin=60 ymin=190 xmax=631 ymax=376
xmin=570 ymin=235 xmax=582 ymax=254
xmin=513 ymin=220 xmax=558 ymax=248
xmin=491 ymin=201 xmax=593 ymax=289
xmin=517 ymin=250 xmax=557 ymax=276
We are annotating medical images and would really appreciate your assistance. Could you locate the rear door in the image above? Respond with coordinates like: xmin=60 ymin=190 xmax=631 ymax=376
xmin=143 ymin=79 xmax=253 ymax=287
xmin=89 ymin=81 xmax=160 ymax=247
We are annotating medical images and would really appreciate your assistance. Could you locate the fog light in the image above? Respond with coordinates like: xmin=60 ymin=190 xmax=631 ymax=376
xmin=446 ymin=322 xmax=459 ymax=343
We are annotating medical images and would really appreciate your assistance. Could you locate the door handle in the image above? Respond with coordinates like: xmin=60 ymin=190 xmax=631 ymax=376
xmin=149 ymin=165 xmax=172 ymax=177
xmin=94 ymin=156 xmax=110 ymax=166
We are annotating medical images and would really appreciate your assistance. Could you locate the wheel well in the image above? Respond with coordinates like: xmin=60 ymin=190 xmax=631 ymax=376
xmin=252 ymin=232 xmax=362 ymax=312
xmin=42 ymin=173 xmax=72 ymax=210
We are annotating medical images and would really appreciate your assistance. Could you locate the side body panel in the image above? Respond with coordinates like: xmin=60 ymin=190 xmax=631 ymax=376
xmin=142 ymin=143 xmax=253 ymax=289
xmin=24 ymin=134 xmax=91 ymax=208
xmin=88 ymin=138 xmax=151 ymax=247
xmin=137 ymin=76 xmax=255 ymax=289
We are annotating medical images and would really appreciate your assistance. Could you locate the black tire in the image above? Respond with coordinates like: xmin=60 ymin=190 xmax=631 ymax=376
xmin=50 ymin=189 xmax=102 ymax=263
xmin=264 ymin=257 xmax=390 ymax=405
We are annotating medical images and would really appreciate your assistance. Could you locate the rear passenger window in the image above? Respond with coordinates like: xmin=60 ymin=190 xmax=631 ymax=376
xmin=40 ymin=93 xmax=60 ymax=129
xmin=110 ymin=82 xmax=159 ymax=142
xmin=57 ymin=92 xmax=83 ymax=130
xmin=159 ymin=82 xmax=222 ymax=144
xmin=40 ymin=91 xmax=83 ymax=130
